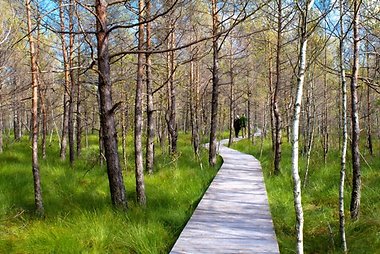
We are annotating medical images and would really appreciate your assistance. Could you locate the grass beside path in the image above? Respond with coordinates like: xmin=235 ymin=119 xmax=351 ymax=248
xmin=232 ymin=138 xmax=380 ymax=254
xmin=0 ymin=134 xmax=219 ymax=253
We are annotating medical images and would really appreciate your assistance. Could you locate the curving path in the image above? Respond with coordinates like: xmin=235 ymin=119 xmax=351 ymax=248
xmin=170 ymin=139 xmax=280 ymax=254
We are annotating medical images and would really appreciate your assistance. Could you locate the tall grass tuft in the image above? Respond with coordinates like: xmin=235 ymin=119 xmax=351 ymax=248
xmin=232 ymin=138 xmax=380 ymax=254
xmin=0 ymin=134 xmax=220 ymax=253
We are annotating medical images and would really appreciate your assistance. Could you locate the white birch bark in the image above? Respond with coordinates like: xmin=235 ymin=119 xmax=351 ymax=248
xmin=292 ymin=1 xmax=314 ymax=253
xmin=339 ymin=0 xmax=348 ymax=251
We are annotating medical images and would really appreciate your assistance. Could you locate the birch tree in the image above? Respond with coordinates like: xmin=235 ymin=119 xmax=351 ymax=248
xmin=292 ymin=0 xmax=315 ymax=253
xmin=339 ymin=0 xmax=348 ymax=251
xmin=349 ymin=0 xmax=361 ymax=221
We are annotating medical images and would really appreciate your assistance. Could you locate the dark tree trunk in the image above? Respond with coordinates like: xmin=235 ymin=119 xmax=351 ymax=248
xmin=350 ymin=0 xmax=361 ymax=221
xmin=209 ymin=0 xmax=220 ymax=167
xmin=96 ymin=0 xmax=127 ymax=208
xmin=26 ymin=0 xmax=44 ymax=216
xmin=76 ymin=42 xmax=82 ymax=157
xmin=145 ymin=0 xmax=155 ymax=175
xmin=134 ymin=0 xmax=147 ymax=206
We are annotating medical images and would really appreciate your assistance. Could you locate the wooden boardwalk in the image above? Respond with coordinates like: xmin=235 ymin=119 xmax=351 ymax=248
xmin=170 ymin=139 xmax=280 ymax=254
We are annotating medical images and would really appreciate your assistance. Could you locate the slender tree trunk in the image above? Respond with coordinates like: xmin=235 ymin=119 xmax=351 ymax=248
xmin=145 ymin=0 xmax=155 ymax=175
xmin=291 ymin=1 xmax=314 ymax=252
xmin=166 ymin=12 xmax=177 ymax=156
xmin=68 ymin=0 xmax=76 ymax=165
xmin=95 ymin=0 xmax=127 ymax=208
xmin=59 ymin=0 xmax=69 ymax=161
xmin=228 ymin=43 xmax=234 ymax=147
xmin=135 ymin=0 xmax=147 ymax=206
xmin=190 ymin=59 xmax=200 ymax=156
xmin=303 ymin=77 xmax=315 ymax=188
xmin=339 ymin=0 xmax=348 ymax=251
xmin=0 ymin=109 xmax=3 ymax=153
xmin=76 ymin=42 xmax=82 ymax=157
xmin=323 ymin=34 xmax=329 ymax=164
xmin=268 ymin=46 xmax=275 ymax=152
xmin=273 ymin=0 xmax=283 ymax=175
xmin=208 ymin=0 xmax=220 ymax=167
xmin=13 ymin=89 xmax=21 ymax=141
xmin=365 ymin=42 xmax=373 ymax=156
xmin=26 ymin=0 xmax=44 ymax=216
xmin=350 ymin=0 xmax=361 ymax=221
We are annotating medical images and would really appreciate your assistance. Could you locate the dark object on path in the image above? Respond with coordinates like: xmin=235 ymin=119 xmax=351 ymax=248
xmin=240 ymin=114 xmax=247 ymax=138
xmin=234 ymin=115 xmax=241 ymax=138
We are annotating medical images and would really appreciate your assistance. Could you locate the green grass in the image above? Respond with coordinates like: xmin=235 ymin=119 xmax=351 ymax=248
xmin=0 ymin=134 xmax=220 ymax=253
xmin=232 ymin=138 xmax=380 ymax=254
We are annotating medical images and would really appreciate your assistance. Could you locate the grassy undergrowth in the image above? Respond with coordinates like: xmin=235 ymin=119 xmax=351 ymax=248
xmin=0 ymin=134 xmax=220 ymax=253
xmin=232 ymin=138 xmax=380 ymax=254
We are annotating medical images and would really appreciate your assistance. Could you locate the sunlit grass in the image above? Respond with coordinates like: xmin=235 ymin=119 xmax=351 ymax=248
xmin=232 ymin=137 xmax=380 ymax=254
xmin=0 ymin=133 xmax=220 ymax=253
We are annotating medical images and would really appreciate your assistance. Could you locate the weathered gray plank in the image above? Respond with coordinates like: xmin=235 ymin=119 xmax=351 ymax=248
xmin=170 ymin=139 xmax=279 ymax=254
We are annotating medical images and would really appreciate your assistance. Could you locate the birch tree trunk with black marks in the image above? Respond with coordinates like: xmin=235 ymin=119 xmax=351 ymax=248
xmin=339 ymin=0 xmax=348 ymax=251
xmin=292 ymin=1 xmax=314 ymax=252
xmin=273 ymin=0 xmax=283 ymax=175
xmin=350 ymin=0 xmax=361 ymax=221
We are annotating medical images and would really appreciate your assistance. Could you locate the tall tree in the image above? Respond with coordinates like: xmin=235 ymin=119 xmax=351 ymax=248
xmin=273 ymin=0 xmax=283 ymax=175
xmin=135 ymin=0 xmax=147 ymax=206
xmin=349 ymin=0 xmax=361 ymax=221
xmin=95 ymin=0 xmax=127 ymax=208
xmin=26 ymin=0 xmax=44 ymax=216
xmin=209 ymin=0 xmax=220 ymax=166
xmin=145 ymin=0 xmax=155 ymax=175
xmin=166 ymin=1 xmax=178 ymax=156
xmin=59 ymin=0 xmax=70 ymax=161
xmin=291 ymin=0 xmax=315 ymax=253
xmin=338 ymin=0 xmax=348 ymax=251
xmin=68 ymin=0 xmax=76 ymax=164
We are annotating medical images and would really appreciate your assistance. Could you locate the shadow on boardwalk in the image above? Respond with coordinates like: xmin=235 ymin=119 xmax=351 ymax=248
xmin=170 ymin=139 xmax=279 ymax=254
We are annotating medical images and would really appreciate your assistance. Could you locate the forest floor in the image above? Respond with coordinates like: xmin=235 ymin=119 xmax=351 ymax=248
xmin=232 ymin=138 xmax=380 ymax=254
xmin=0 ymin=134 xmax=219 ymax=253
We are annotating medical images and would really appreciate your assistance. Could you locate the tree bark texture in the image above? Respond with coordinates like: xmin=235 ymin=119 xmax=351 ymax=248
xmin=135 ymin=0 xmax=147 ymax=206
xmin=68 ymin=0 xmax=76 ymax=165
xmin=166 ymin=13 xmax=178 ymax=156
xmin=26 ymin=0 xmax=44 ymax=216
xmin=273 ymin=0 xmax=283 ymax=175
xmin=145 ymin=0 xmax=155 ymax=175
xmin=96 ymin=0 xmax=127 ymax=208
xmin=59 ymin=0 xmax=70 ymax=161
xmin=291 ymin=1 xmax=315 ymax=252
xmin=209 ymin=0 xmax=220 ymax=167
xmin=349 ymin=0 xmax=361 ymax=221
xmin=339 ymin=0 xmax=348 ymax=251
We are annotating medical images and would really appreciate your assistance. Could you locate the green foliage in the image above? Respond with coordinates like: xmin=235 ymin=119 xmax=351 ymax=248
xmin=0 ymin=134 xmax=219 ymax=253
xmin=232 ymin=138 xmax=380 ymax=254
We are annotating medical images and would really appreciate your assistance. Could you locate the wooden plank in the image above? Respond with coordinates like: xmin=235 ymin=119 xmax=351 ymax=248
xmin=170 ymin=139 xmax=280 ymax=254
